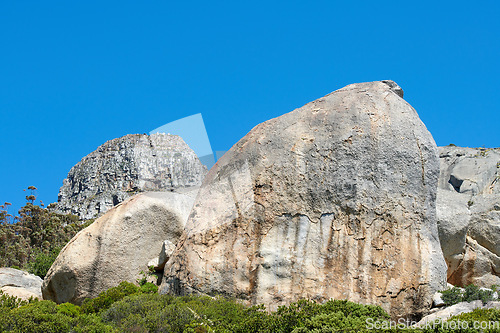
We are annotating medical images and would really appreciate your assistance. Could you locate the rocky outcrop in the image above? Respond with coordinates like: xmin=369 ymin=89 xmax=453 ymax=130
xmin=42 ymin=190 xmax=197 ymax=305
xmin=437 ymin=146 xmax=500 ymax=287
xmin=0 ymin=267 xmax=43 ymax=299
xmin=417 ymin=300 xmax=484 ymax=327
xmin=161 ymin=80 xmax=447 ymax=319
xmin=56 ymin=133 xmax=207 ymax=220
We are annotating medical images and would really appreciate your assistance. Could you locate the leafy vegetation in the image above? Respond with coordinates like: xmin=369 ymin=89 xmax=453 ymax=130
xmin=447 ymin=308 xmax=500 ymax=332
xmin=0 ymin=282 xmax=394 ymax=333
xmin=440 ymin=285 xmax=495 ymax=306
xmin=2 ymin=280 xmax=500 ymax=332
xmin=0 ymin=187 xmax=91 ymax=278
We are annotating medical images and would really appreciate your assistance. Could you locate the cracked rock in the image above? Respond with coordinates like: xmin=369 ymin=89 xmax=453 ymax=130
xmin=437 ymin=146 xmax=500 ymax=287
xmin=160 ymin=80 xmax=447 ymax=319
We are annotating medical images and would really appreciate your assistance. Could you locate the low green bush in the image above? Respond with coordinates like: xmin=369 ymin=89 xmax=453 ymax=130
xmin=102 ymin=293 xmax=195 ymax=332
xmin=1 ymin=300 xmax=72 ymax=332
xmin=463 ymin=285 xmax=494 ymax=304
xmin=269 ymin=299 xmax=389 ymax=333
xmin=0 ymin=282 xmax=451 ymax=332
xmin=0 ymin=290 xmax=33 ymax=310
xmin=447 ymin=308 xmax=500 ymax=333
xmin=440 ymin=287 xmax=464 ymax=306
xmin=440 ymin=285 xmax=494 ymax=306
xmin=81 ymin=281 xmax=140 ymax=314
xmin=0 ymin=299 xmax=117 ymax=333
xmin=139 ymin=282 xmax=158 ymax=294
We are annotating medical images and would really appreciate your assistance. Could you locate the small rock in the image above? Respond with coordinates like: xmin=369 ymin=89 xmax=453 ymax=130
xmin=432 ymin=292 xmax=445 ymax=307
xmin=147 ymin=258 xmax=159 ymax=269
xmin=157 ymin=240 xmax=176 ymax=270
xmin=485 ymin=301 xmax=500 ymax=309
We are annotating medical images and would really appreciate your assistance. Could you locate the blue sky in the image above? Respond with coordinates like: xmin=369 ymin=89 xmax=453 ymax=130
xmin=1 ymin=1 xmax=498 ymax=216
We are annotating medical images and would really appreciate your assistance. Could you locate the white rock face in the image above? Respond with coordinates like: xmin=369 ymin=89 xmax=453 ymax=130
xmin=432 ymin=292 xmax=445 ymax=308
xmin=42 ymin=191 xmax=197 ymax=305
xmin=56 ymin=133 xmax=207 ymax=220
xmin=417 ymin=300 xmax=483 ymax=327
xmin=437 ymin=146 xmax=500 ymax=287
xmin=0 ymin=267 xmax=43 ymax=299
xmin=161 ymin=80 xmax=447 ymax=319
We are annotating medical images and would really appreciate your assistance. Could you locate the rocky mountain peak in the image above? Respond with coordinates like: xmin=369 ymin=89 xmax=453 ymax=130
xmin=56 ymin=133 xmax=207 ymax=220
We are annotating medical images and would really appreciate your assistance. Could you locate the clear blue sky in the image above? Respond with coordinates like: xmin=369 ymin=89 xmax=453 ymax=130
xmin=1 ymin=1 xmax=498 ymax=216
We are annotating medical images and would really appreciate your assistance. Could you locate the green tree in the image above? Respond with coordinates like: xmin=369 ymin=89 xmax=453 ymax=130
xmin=0 ymin=187 xmax=91 ymax=277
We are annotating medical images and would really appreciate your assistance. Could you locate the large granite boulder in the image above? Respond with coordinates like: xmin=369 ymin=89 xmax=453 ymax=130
xmin=56 ymin=133 xmax=207 ymax=220
xmin=437 ymin=146 xmax=500 ymax=287
xmin=0 ymin=267 xmax=43 ymax=299
xmin=42 ymin=190 xmax=197 ymax=305
xmin=161 ymin=80 xmax=447 ymax=319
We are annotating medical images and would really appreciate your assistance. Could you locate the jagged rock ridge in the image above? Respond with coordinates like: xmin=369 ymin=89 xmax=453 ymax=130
xmin=56 ymin=133 xmax=207 ymax=220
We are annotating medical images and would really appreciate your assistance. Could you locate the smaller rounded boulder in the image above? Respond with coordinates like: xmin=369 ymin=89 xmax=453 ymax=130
xmin=42 ymin=190 xmax=197 ymax=304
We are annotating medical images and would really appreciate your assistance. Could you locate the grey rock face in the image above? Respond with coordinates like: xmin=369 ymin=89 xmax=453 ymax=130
xmin=0 ymin=267 xmax=43 ymax=298
xmin=57 ymin=133 xmax=207 ymax=220
xmin=161 ymin=80 xmax=447 ymax=319
xmin=437 ymin=146 xmax=500 ymax=287
xmin=42 ymin=191 xmax=197 ymax=305
xmin=438 ymin=146 xmax=500 ymax=196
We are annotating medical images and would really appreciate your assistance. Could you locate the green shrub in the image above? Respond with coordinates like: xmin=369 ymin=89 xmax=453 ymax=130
xmin=102 ymin=293 xmax=195 ymax=332
xmin=448 ymin=308 xmax=500 ymax=332
xmin=57 ymin=302 xmax=82 ymax=317
xmin=81 ymin=281 xmax=140 ymax=314
xmin=268 ymin=299 xmax=322 ymax=333
xmin=287 ymin=300 xmax=389 ymax=333
xmin=28 ymin=246 xmax=62 ymax=279
xmin=71 ymin=313 xmax=117 ymax=333
xmin=0 ymin=290 xmax=32 ymax=310
xmin=440 ymin=287 xmax=464 ymax=306
xmin=463 ymin=285 xmax=494 ymax=304
xmin=1 ymin=300 xmax=74 ymax=332
xmin=0 ymin=300 xmax=116 ymax=333
xmin=183 ymin=295 xmax=270 ymax=333
xmin=440 ymin=285 xmax=495 ymax=307
xmin=0 ymin=281 xmax=418 ymax=332
xmin=264 ymin=299 xmax=389 ymax=333
xmin=139 ymin=282 xmax=158 ymax=294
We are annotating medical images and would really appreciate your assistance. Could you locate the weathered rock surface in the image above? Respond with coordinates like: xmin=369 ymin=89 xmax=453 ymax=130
xmin=437 ymin=146 xmax=500 ymax=287
xmin=161 ymin=80 xmax=447 ymax=319
xmin=42 ymin=190 xmax=197 ymax=305
xmin=417 ymin=300 xmax=483 ymax=327
xmin=148 ymin=240 xmax=176 ymax=272
xmin=56 ymin=133 xmax=207 ymax=220
xmin=0 ymin=267 xmax=43 ymax=299
xmin=1 ymin=286 xmax=41 ymax=300
xmin=432 ymin=291 xmax=445 ymax=308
